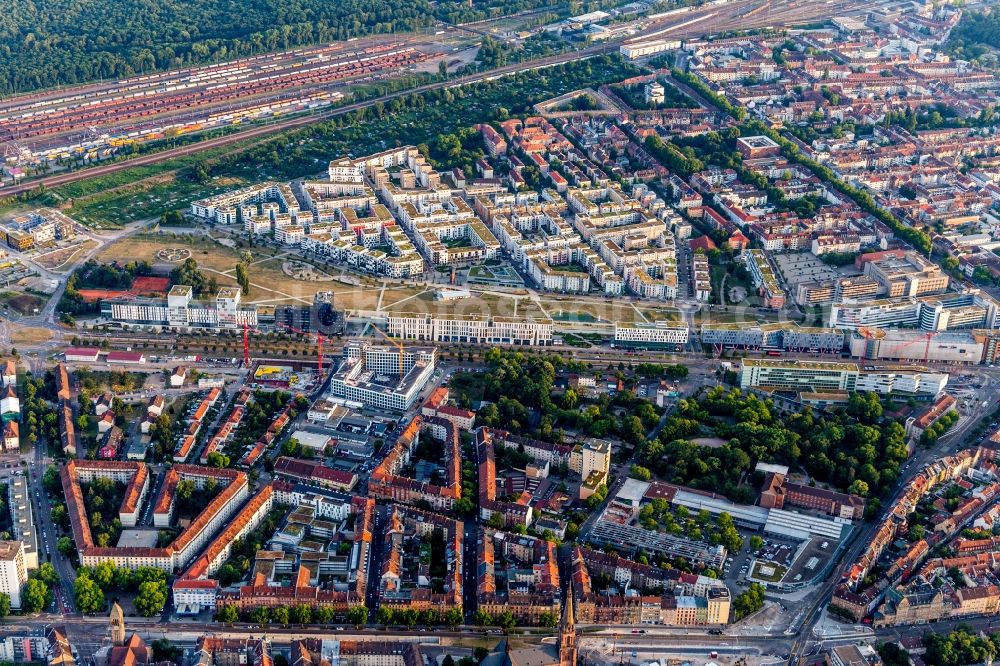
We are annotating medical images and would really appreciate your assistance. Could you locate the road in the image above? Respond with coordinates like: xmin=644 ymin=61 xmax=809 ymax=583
xmin=785 ymin=365 xmax=1000 ymax=661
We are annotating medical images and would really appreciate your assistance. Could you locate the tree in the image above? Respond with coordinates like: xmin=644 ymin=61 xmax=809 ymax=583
xmin=732 ymin=583 xmax=765 ymax=620
xmin=250 ymin=606 xmax=270 ymax=624
xmin=51 ymin=504 xmax=67 ymax=527
xmin=37 ymin=563 xmax=59 ymax=586
xmin=346 ymin=605 xmax=368 ymax=626
xmin=376 ymin=606 xmax=395 ymax=625
xmin=42 ymin=466 xmax=61 ymax=493
xmin=0 ymin=592 xmax=10 ymax=618
xmin=630 ymin=465 xmax=651 ymax=481
xmin=206 ymin=451 xmax=230 ymax=468
xmin=134 ymin=581 xmax=168 ymax=617
xmin=74 ymin=573 xmax=105 ymax=614
xmin=876 ymin=643 xmax=910 ymax=666
xmin=272 ymin=606 xmax=290 ymax=625
xmin=749 ymin=535 xmax=764 ymax=551
xmin=393 ymin=608 xmax=414 ymax=627
xmin=92 ymin=561 xmax=115 ymax=590
xmin=538 ymin=611 xmax=558 ymax=627
xmin=236 ymin=261 xmax=251 ymax=297
xmin=217 ymin=604 xmax=239 ymax=623
xmin=495 ymin=610 xmax=516 ymax=630
xmin=22 ymin=579 xmax=49 ymax=613
xmin=217 ymin=563 xmax=242 ymax=586
xmin=291 ymin=604 xmax=313 ymax=624
xmin=151 ymin=639 xmax=181 ymax=663
xmin=444 ymin=607 xmax=464 ymax=627
xmin=848 ymin=480 xmax=870 ymax=497
xmin=487 ymin=513 xmax=505 ymax=529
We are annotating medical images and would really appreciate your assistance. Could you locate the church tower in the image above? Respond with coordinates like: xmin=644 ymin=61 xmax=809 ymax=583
xmin=109 ymin=602 xmax=126 ymax=646
xmin=558 ymin=589 xmax=577 ymax=666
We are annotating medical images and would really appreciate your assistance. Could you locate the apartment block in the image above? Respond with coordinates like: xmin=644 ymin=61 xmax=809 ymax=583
xmin=387 ymin=314 xmax=553 ymax=346
xmin=103 ymin=286 xmax=258 ymax=331
xmin=613 ymin=322 xmax=690 ymax=349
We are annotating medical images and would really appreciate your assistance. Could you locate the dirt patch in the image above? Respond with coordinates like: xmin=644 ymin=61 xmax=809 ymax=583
xmin=10 ymin=327 xmax=53 ymax=345
xmin=34 ymin=239 xmax=99 ymax=271
xmin=1 ymin=293 xmax=45 ymax=315
xmin=690 ymin=437 xmax=728 ymax=449
xmin=282 ymin=260 xmax=334 ymax=282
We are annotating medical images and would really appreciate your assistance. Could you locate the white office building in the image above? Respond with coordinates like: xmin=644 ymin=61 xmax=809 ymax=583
xmin=329 ymin=343 xmax=436 ymax=411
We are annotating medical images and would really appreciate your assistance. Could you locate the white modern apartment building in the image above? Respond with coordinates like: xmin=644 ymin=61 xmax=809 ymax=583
xmin=0 ymin=542 xmax=27 ymax=609
xmin=830 ymin=290 xmax=1000 ymax=332
xmin=570 ymin=439 xmax=612 ymax=479
xmin=701 ymin=323 xmax=843 ymax=352
xmin=614 ymin=322 xmax=690 ymax=349
xmin=102 ymin=286 xmax=258 ymax=331
xmin=386 ymin=314 xmax=554 ymax=346
xmin=744 ymin=249 xmax=786 ymax=309
xmin=8 ymin=476 xmax=38 ymax=571
xmin=191 ymin=182 xmax=299 ymax=226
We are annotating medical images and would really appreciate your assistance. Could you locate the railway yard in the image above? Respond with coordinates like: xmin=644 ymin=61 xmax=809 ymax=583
xmin=0 ymin=37 xmax=452 ymax=165
xmin=0 ymin=0 xmax=877 ymax=196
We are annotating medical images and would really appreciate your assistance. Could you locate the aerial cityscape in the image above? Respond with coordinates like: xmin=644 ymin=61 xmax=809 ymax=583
xmin=1 ymin=1 xmax=1000 ymax=666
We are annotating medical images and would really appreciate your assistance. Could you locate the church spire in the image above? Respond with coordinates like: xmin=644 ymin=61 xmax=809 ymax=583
xmin=558 ymin=589 xmax=577 ymax=666
xmin=109 ymin=602 xmax=126 ymax=647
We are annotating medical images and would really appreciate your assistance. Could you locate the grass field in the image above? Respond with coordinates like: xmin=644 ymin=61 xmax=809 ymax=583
xmin=68 ymin=174 xmax=248 ymax=229
xmin=10 ymin=327 xmax=53 ymax=345
xmin=92 ymin=233 xmax=695 ymax=328
xmin=750 ymin=560 xmax=788 ymax=583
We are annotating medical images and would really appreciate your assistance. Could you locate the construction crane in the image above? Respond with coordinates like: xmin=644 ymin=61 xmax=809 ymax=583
xmin=242 ymin=321 xmax=257 ymax=369
xmin=894 ymin=331 xmax=936 ymax=363
xmin=369 ymin=324 xmax=406 ymax=377
xmin=277 ymin=322 xmax=326 ymax=375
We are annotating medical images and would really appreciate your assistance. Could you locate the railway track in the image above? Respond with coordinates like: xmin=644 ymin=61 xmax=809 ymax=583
xmin=0 ymin=44 xmax=620 ymax=199
xmin=0 ymin=0 xmax=867 ymax=200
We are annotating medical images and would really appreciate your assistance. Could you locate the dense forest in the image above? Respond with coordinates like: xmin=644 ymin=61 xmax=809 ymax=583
xmin=0 ymin=0 xmax=575 ymax=93
xmin=948 ymin=9 xmax=1000 ymax=61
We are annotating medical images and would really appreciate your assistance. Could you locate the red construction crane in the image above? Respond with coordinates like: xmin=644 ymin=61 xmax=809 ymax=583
xmin=276 ymin=322 xmax=326 ymax=375
xmin=894 ymin=331 xmax=935 ymax=363
xmin=242 ymin=321 xmax=260 ymax=369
